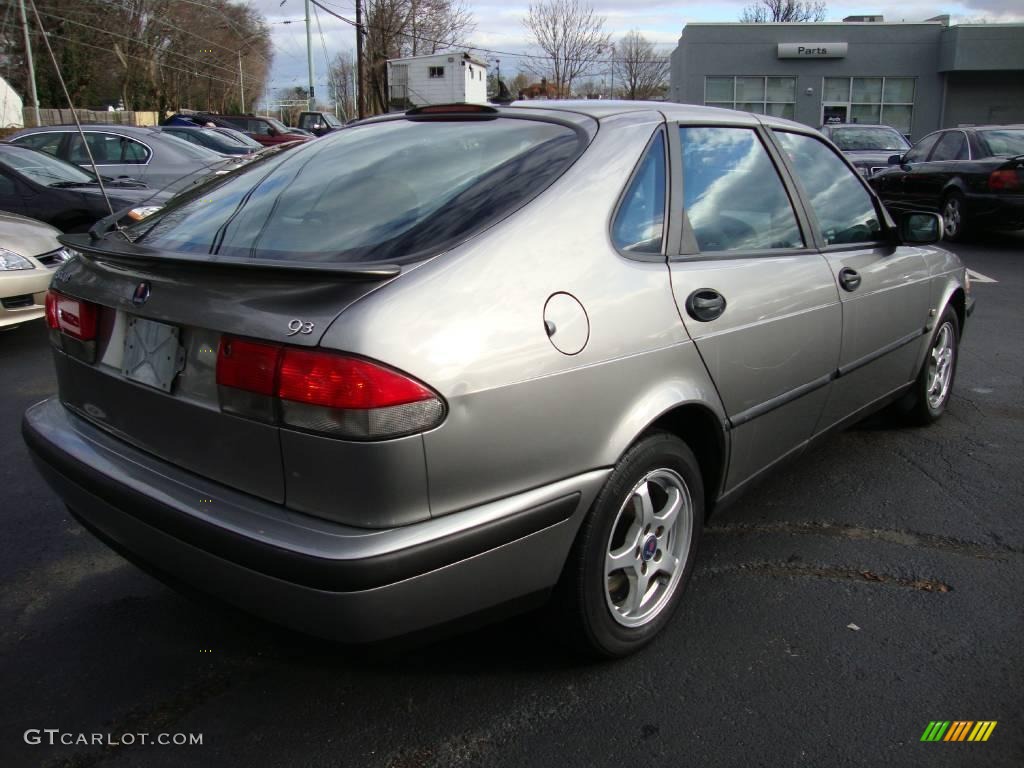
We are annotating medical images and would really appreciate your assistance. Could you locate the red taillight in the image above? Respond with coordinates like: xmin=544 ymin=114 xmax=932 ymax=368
xmin=45 ymin=289 xmax=97 ymax=340
xmin=277 ymin=349 xmax=434 ymax=409
xmin=216 ymin=336 xmax=444 ymax=439
xmin=44 ymin=290 xmax=59 ymax=329
xmin=216 ymin=337 xmax=282 ymax=395
xmin=988 ymin=169 xmax=1020 ymax=191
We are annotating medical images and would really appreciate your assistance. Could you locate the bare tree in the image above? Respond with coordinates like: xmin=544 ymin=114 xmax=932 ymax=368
xmin=613 ymin=30 xmax=669 ymax=100
xmin=740 ymin=0 xmax=827 ymax=22
xmin=523 ymin=0 xmax=611 ymax=98
xmin=510 ymin=71 xmax=530 ymax=98
xmin=327 ymin=50 xmax=358 ymax=120
xmin=362 ymin=0 xmax=475 ymax=114
xmin=5 ymin=0 xmax=271 ymax=113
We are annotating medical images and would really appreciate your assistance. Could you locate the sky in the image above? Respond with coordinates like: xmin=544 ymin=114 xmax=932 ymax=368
xmin=253 ymin=0 xmax=1024 ymax=101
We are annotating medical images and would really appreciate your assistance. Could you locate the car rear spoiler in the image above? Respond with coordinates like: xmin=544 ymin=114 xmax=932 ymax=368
xmin=58 ymin=234 xmax=402 ymax=279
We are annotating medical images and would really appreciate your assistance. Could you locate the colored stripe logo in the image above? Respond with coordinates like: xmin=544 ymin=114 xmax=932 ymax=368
xmin=921 ymin=721 xmax=997 ymax=742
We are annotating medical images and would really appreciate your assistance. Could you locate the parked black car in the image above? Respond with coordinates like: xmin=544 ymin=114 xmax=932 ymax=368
xmin=818 ymin=123 xmax=911 ymax=179
xmin=0 ymin=144 xmax=168 ymax=232
xmin=869 ymin=125 xmax=1024 ymax=241
xmin=157 ymin=125 xmax=258 ymax=156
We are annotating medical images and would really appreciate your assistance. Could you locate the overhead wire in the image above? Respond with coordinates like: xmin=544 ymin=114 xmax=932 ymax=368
xmin=38 ymin=28 xmax=243 ymax=87
xmin=30 ymin=6 xmax=250 ymax=79
xmin=309 ymin=0 xmax=672 ymax=65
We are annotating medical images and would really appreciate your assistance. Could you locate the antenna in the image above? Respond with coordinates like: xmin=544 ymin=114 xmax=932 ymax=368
xmin=27 ymin=0 xmax=120 ymax=230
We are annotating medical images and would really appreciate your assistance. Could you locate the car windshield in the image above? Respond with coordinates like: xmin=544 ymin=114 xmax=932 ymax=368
xmin=322 ymin=113 xmax=342 ymax=127
xmin=980 ymin=129 xmax=1024 ymax=157
xmin=266 ymin=118 xmax=290 ymax=133
xmin=214 ymin=128 xmax=261 ymax=148
xmin=124 ymin=116 xmax=585 ymax=264
xmin=0 ymin=145 xmax=95 ymax=185
xmin=196 ymin=129 xmax=242 ymax=150
xmin=830 ymin=127 xmax=909 ymax=151
xmin=157 ymin=133 xmax=225 ymax=161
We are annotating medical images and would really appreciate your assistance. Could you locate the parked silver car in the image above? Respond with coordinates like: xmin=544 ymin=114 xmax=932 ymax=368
xmin=0 ymin=212 xmax=70 ymax=329
xmin=7 ymin=125 xmax=238 ymax=192
xmin=23 ymin=102 xmax=972 ymax=657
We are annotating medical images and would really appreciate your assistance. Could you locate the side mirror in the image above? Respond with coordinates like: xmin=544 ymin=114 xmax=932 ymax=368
xmin=900 ymin=212 xmax=943 ymax=244
xmin=888 ymin=154 xmax=902 ymax=165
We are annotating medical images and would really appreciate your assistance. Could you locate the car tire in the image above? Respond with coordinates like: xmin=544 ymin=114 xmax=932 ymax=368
xmin=902 ymin=305 xmax=960 ymax=426
xmin=556 ymin=432 xmax=703 ymax=658
xmin=941 ymin=191 xmax=969 ymax=242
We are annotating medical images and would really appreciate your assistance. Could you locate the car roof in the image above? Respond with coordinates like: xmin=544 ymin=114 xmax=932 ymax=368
xmin=358 ymin=100 xmax=820 ymax=136
xmin=509 ymin=99 xmax=793 ymax=124
xmin=14 ymin=124 xmax=161 ymax=135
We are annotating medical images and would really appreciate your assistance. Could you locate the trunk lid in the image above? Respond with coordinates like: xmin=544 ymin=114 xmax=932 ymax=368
xmin=50 ymin=237 xmax=397 ymax=503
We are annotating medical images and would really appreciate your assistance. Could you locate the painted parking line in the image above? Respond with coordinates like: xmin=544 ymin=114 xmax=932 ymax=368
xmin=967 ymin=269 xmax=998 ymax=284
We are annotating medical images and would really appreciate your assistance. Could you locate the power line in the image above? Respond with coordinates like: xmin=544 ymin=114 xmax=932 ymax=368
xmin=37 ymin=0 xmax=265 ymax=64
xmin=31 ymin=5 xmax=251 ymax=78
xmin=39 ymin=28 xmax=242 ymax=87
xmin=307 ymin=0 xmax=671 ymax=65
xmin=312 ymin=5 xmax=333 ymax=98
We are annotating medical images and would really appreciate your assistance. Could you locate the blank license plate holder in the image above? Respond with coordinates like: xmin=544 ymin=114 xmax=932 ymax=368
xmin=121 ymin=315 xmax=186 ymax=392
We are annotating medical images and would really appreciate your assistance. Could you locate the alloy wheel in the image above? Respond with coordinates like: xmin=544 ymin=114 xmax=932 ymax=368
xmin=926 ymin=321 xmax=956 ymax=410
xmin=604 ymin=468 xmax=694 ymax=628
xmin=943 ymin=198 xmax=961 ymax=238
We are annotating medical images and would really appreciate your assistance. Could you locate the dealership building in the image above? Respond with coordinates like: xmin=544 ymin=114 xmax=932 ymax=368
xmin=669 ymin=18 xmax=1024 ymax=139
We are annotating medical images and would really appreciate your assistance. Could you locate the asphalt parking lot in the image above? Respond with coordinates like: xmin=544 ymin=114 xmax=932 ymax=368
xmin=1 ymin=234 xmax=1021 ymax=768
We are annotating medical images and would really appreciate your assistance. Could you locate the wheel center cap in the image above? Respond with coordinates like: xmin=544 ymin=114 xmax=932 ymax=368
xmin=641 ymin=534 xmax=658 ymax=562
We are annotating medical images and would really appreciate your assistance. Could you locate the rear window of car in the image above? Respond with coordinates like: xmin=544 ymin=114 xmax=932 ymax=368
xmin=829 ymin=127 xmax=909 ymax=152
xmin=157 ymin=133 xmax=224 ymax=161
xmin=979 ymin=129 xmax=1024 ymax=157
xmin=126 ymin=117 xmax=586 ymax=264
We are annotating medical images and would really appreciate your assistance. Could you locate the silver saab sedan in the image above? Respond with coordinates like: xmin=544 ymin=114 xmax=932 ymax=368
xmin=23 ymin=102 xmax=973 ymax=658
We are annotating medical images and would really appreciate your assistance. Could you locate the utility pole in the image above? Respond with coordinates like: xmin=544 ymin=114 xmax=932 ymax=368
xmin=238 ymin=50 xmax=245 ymax=112
xmin=304 ymin=0 xmax=315 ymax=111
xmin=18 ymin=0 xmax=39 ymax=124
xmin=355 ymin=0 xmax=365 ymax=118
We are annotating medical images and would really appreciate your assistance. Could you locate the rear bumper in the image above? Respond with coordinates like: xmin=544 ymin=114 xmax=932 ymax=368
xmin=23 ymin=397 xmax=607 ymax=641
xmin=964 ymin=193 xmax=1024 ymax=230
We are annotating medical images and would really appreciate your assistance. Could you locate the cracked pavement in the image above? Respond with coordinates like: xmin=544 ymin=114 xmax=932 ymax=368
xmin=1 ymin=234 xmax=1021 ymax=768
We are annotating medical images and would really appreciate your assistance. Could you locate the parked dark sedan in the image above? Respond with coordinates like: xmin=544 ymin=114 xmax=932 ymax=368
xmin=819 ymin=124 xmax=911 ymax=179
xmin=157 ymin=126 xmax=258 ymax=156
xmin=869 ymin=125 xmax=1024 ymax=240
xmin=0 ymin=144 xmax=168 ymax=232
xmin=164 ymin=112 xmax=310 ymax=147
xmin=209 ymin=127 xmax=264 ymax=152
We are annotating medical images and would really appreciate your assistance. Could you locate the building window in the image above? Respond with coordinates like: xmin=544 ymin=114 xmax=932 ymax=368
xmin=429 ymin=66 xmax=444 ymax=78
xmin=822 ymin=77 xmax=915 ymax=135
xmin=704 ymin=76 xmax=796 ymax=119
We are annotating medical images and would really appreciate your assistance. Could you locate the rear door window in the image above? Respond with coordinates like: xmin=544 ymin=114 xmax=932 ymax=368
xmin=773 ymin=131 xmax=882 ymax=246
xmin=128 ymin=117 xmax=587 ymax=264
xmin=612 ymin=130 xmax=666 ymax=254
xmin=679 ymin=126 xmax=803 ymax=252
xmin=66 ymin=133 xmax=150 ymax=165
xmin=11 ymin=132 xmax=63 ymax=156
xmin=931 ymin=131 xmax=968 ymax=162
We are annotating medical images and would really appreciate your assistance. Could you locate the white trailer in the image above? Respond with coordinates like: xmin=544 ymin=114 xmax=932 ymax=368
xmin=387 ymin=52 xmax=488 ymax=110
